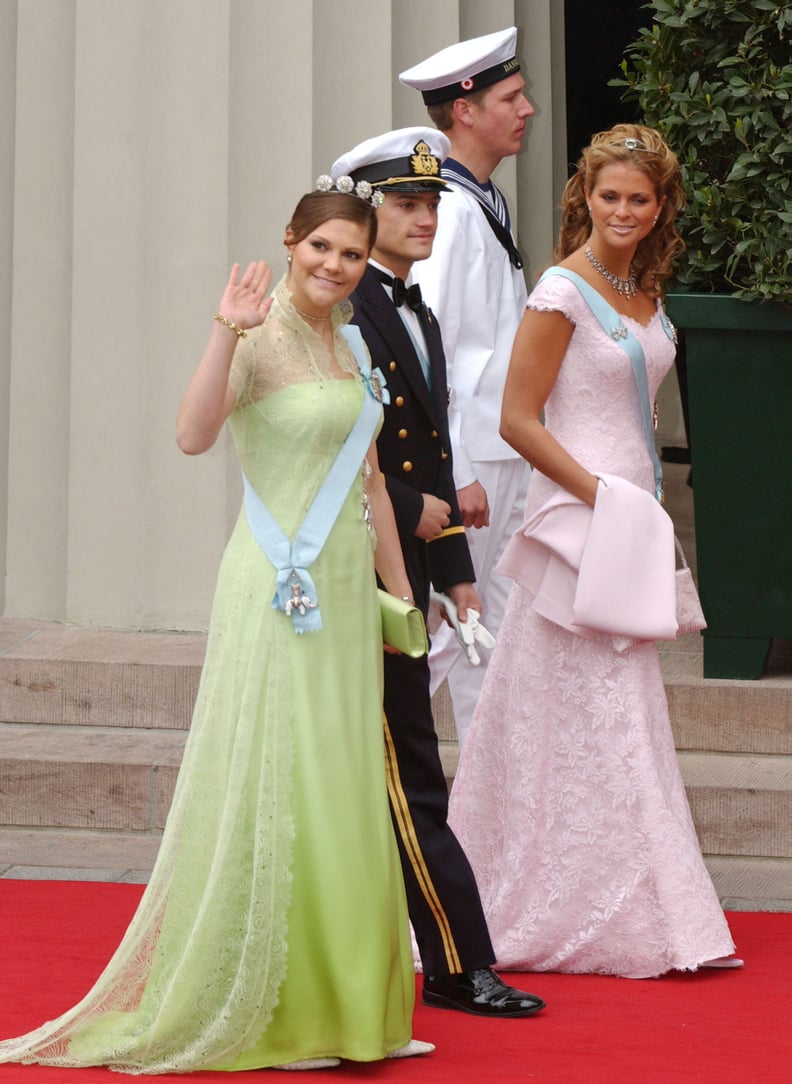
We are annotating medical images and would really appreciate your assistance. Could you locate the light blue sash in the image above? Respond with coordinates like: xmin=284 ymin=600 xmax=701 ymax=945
xmin=243 ymin=324 xmax=388 ymax=633
xmin=538 ymin=267 xmax=674 ymax=503
xmin=399 ymin=313 xmax=432 ymax=389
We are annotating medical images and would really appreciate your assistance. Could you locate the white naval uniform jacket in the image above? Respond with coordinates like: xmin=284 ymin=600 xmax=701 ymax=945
xmin=413 ymin=181 xmax=528 ymax=489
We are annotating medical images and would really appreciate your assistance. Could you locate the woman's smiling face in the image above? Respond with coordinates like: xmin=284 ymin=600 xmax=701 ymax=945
xmin=586 ymin=161 xmax=665 ymax=252
xmin=286 ymin=217 xmax=370 ymax=317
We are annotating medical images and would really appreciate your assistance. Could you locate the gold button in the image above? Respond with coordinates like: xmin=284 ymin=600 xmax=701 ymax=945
xmin=395 ymin=396 xmax=405 ymax=407
xmin=440 ymin=451 xmax=449 ymax=459
xmin=431 ymin=430 xmax=438 ymax=438
xmin=402 ymin=461 xmax=413 ymax=472
xmin=389 ymin=361 xmax=397 ymax=371
xmin=398 ymin=428 xmax=408 ymax=439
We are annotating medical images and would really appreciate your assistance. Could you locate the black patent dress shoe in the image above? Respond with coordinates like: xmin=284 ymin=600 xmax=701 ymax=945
xmin=422 ymin=967 xmax=546 ymax=1018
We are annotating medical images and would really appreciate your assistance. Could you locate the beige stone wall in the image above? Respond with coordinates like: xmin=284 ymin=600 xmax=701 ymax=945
xmin=1 ymin=0 xmax=566 ymax=631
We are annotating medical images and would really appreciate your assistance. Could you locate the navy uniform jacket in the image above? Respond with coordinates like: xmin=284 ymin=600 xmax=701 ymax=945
xmin=349 ymin=264 xmax=494 ymax=977
xmin=350 ymin=266 xmax=475 ymax=611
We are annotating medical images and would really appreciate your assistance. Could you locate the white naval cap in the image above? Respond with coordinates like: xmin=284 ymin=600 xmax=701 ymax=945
xmin=399 ymin=27 xmax=520 ymax=105
xmin=331 ymin=127 xmax=451 ymax=192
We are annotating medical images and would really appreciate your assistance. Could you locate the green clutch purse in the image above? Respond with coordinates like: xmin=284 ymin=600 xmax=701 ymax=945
xmin=378 ymin=590 xmax=429 ymax=658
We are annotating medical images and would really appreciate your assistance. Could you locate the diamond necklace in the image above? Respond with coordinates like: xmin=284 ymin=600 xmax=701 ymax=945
xmin=584 ymin=245 xmax=637 ymax=299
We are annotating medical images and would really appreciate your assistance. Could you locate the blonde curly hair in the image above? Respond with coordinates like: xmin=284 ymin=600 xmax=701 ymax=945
xmin=557 ymin=123 xmax=685 ymax=298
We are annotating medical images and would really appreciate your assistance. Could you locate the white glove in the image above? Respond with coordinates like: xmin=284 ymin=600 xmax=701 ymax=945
xmin=430 ymin=590 xmax=496 ymax=666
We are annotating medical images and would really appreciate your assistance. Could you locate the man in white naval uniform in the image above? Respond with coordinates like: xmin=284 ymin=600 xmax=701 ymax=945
xmin=400 ymin=27 xmax=535 ymax=744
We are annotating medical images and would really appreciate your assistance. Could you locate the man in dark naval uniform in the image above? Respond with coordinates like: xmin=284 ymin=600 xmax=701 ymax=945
xmin=329 ymin=128 xmax=545 ymax=1018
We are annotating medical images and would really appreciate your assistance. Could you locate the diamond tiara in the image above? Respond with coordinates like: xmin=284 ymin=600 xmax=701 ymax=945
xmin=315 ymin=174 xmax=385 ymax=206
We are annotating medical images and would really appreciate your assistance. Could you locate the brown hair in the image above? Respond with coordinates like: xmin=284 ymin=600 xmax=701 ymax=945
xmin=427 ymin=86 xmax=488 ymax=132
xmin=557 ymin=123 xmax=685 ymax=298
xmin=285 ymin=190 xmax=377 ymax=252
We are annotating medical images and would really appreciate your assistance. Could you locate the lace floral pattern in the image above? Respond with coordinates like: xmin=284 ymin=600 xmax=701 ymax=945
xmin=231 ymin=280 xmax=358 ymax=405
xmin=448 ymin=274 xmax=735 ymax=978
xmin=0 ymin=530 xmax=297 ymax=1074
xmin=0 ymin=280 xmax=406 ymax=1070
xmin=231 ymin=279 xmax=378 ymax=550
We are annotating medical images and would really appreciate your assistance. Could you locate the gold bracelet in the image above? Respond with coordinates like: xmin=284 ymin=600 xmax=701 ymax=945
xmin=213 ymin=313 xmax=247 ymax=338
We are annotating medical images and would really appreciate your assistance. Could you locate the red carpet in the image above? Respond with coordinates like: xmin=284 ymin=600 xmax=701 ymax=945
xmin=1 ymin=881 xmax=790 ymax=1082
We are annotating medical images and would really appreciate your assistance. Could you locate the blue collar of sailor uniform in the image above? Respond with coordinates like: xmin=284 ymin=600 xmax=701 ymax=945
xmin=441 ymin=156 xmax=512 ymax=233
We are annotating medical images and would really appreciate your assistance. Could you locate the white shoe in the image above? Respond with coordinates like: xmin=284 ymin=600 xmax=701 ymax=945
xmin=410 ymin=922 xmax=423 ymax=973
xmin=387 ymin=1039 xmax=435 ymax=1059
xmin=274 ymin=1057 xmax=341 ymax=1070
xmin=700 ymin=956 xmax=744 ymax=969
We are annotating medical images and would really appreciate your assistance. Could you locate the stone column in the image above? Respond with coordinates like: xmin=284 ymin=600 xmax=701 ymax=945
xmin=2 ymin=0 xmax=565 ymax=631
xmin=0 ymin=0 xmax=18 ymax=611
xmin=6 ymin=0 xmax=76 ymax=620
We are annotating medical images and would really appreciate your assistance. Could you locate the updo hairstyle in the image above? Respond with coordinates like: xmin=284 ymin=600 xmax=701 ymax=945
xmin=285 ymin=190 xmax=378 ymax=252
xmin=557 ymin=123 xmax=685 ymax=296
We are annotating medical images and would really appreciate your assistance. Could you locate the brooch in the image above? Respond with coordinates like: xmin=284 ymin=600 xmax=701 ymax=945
xmin=660 ymin=311 xmax=678 ymax=344
xmin=361 ymin=366 xmax=391 ymax=404
xmin=283 ymin=574 xmax=317 ymax=618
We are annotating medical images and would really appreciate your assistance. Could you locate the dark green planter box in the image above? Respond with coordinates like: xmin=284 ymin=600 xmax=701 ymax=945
xmin=666 ymin=293 xmax=792 ymax=679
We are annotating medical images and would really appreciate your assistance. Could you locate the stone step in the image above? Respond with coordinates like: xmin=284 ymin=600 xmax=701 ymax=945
xmin=6 ymin=724 xmax=785 ymax=852
xmin=0 ymin=619 xmax=790 ymax=910
xmin=707 ymin=856 xmax=792 ymax=913
xmin=679 ymin=750 xmax=792 ymax=858
xmin=3 ymin=830 xmax=788 ymax=911
xmin=4 ymin=623 xmax=789 ymax=751
xmin=0 ymin=722 xmax=185 ymax=831
xmin=0 ymin=620 xmax=204 ymax=730
xmin=0 ymin=826 xmax=158 ymax=882
xmin=664 ymin=641 xmax=792 ymax=756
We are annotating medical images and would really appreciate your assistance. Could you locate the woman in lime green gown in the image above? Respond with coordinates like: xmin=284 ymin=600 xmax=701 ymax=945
xmin=0 ymin=190 xmax=426 ymax=1073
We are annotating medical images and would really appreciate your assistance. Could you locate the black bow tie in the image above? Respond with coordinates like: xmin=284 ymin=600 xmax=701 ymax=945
xmin=372 ymin=266 xmax=424 ymax=312
xmin=392 ymin=277 xmax=423 ymax=312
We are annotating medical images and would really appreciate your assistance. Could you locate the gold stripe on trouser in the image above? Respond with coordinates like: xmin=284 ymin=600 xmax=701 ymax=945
xmin=383 ymin=713 xmax=462 ymax=974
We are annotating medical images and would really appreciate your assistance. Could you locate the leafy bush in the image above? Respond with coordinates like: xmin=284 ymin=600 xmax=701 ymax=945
xmin=616 ymin=0 xmax=792 ymax=301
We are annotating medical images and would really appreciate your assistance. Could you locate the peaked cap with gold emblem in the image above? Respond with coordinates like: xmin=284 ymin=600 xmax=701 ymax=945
xmin=330 ymin=127 xmax=452 ymax=193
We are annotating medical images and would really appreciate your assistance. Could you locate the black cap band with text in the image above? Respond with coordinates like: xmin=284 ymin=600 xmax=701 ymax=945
xmin=420 ymin=57 xmax=520 ymax=105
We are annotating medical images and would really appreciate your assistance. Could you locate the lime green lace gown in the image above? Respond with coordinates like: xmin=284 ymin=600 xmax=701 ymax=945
xmin=0 ymin=282 xmax=414 ymax=1073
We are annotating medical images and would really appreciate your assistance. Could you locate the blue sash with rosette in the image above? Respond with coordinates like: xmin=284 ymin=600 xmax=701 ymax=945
xmin=242 ymin=323 xmax=389 ymax=633
xmin=538 ymin=267 xmax=676 ymax=503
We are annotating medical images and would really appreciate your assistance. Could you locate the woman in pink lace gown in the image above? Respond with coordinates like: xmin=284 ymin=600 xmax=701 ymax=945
xmin=448 ymin=124 xmax=740 ymax=979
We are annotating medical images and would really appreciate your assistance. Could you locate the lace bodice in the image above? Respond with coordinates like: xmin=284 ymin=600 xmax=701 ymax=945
xmin=230 ymin=279 xmax=358 ymax=405
xmin=525 ymin=274 xmax=675 ymax=510
xmin=226 ymin=278 xmax=376 ymax=540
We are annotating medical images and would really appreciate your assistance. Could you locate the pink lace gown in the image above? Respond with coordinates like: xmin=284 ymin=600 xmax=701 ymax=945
xmin=448 ymin=275 xmax=735 ymax=979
